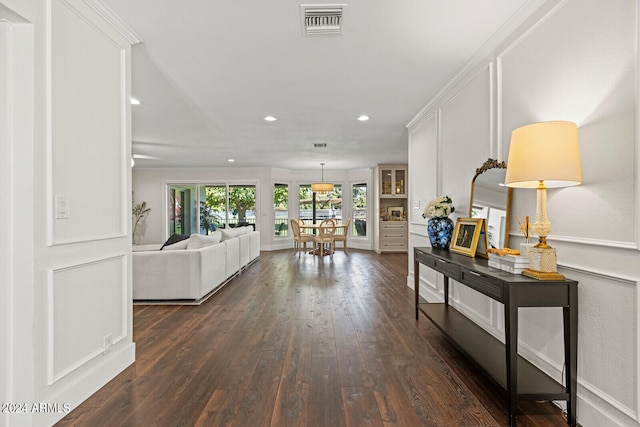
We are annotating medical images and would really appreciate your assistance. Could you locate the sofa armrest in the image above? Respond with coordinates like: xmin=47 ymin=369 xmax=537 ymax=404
xmin=133 ymin=244 xmax=162 ymax=252
xmin=133 ymin=248 xmax=201 ymax=299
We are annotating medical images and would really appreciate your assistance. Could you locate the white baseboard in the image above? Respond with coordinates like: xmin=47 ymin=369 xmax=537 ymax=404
xmin=33 ymin=342 xmax=135 ymax=426
xmin=407 ymin=274 xmax=640 ymax=427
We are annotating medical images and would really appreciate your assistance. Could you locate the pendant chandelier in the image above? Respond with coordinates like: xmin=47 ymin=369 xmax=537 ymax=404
xmin=311 ymin=162 xmax=334 ymax=194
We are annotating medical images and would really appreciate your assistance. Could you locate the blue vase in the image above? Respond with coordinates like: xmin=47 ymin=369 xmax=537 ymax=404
xmin=427 ymin=217 xmax=454 ymax=249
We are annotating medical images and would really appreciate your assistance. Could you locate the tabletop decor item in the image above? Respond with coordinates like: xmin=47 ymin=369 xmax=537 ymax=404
xmin=423 ymin=196 xmax=455 ymax=249
xmin=450 ymin=217 xmax=483 ymax=257
xmin=505 ymin=121 xmax=582 ymax=280
xmin=517 ymin=215 xmax=535 ymax=257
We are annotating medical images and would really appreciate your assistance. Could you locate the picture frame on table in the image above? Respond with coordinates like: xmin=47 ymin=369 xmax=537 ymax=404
xmin=475 ymin=219 xmax=490 ymax=259
xmin=388 ymin=206 xmax=404 ymax=220
xmin=451 ymin=218 xmax=483 ymax=257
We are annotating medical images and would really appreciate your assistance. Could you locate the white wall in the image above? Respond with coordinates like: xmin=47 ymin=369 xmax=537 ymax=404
xmin=132 ymin=166 xmax=374 ymax=251
xmin=407 ymin=0 xmax=640 ymax=426
xmin=2 ymin=0 xmax=138 ymax=425
xmin=1 ymin=4 xmax=35 ymax=426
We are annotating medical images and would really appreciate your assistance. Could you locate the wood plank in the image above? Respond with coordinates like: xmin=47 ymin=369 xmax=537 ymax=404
xmin=342 ymin=387 xmax=385 ymax=427
xmin=271 ymin=320 xmax=312 ymax=427
xmin=308 ymin=357 xmax=345 ymax=427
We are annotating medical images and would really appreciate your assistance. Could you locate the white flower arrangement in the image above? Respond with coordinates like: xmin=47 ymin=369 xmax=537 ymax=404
xmin=422 ymin=196 xmax=455 ymax=219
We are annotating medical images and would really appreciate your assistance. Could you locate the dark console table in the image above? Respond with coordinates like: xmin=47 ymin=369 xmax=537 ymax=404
xmin=414 ymin=247 xmax=577 ymax=427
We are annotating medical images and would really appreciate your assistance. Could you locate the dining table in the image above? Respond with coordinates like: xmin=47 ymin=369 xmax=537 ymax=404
xmin=299 ymin=221 xmax=347 ymax=255
xmin=299 ymin=222 xmax=347 ymax=233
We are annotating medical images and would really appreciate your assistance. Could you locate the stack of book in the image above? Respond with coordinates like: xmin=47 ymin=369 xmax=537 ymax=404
xmin=488 ymin=253 xmax=529 ymax=274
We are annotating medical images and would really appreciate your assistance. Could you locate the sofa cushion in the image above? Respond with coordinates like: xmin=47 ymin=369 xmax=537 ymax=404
xmin=162 ymin=238 xmax=190 ymax=250
xmin=220 ymin=228 xmax=239 ymax=241
xmin=186 ymin=231 xmax=222 ymax=249
xmin=160 ymin=233 xmax=190 ymax=250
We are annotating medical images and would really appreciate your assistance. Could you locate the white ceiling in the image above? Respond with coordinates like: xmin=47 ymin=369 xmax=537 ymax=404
xmin=103 ymin=0 xmax=534 ymax=171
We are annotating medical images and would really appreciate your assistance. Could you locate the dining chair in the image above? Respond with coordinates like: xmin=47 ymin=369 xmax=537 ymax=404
xmin=313 ymin=218 xmax=336 ymax=257
xmin=333 ymin=218 xmax=351 ymax=252
xmin=291 ymin=219 xmax=313 ymax=256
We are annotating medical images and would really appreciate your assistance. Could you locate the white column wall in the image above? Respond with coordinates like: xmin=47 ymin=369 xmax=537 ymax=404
xmin=407 ymin=1 xmax=640 ymax=426
xmin=2 ymin=0 xmax=139 ymax=425
xmin=0 ymin=5 xmax=36 ymax=426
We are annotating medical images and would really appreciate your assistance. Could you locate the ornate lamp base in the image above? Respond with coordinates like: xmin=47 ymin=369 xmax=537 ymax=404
xmin=522 ymin=246 xmax=566 ymax=281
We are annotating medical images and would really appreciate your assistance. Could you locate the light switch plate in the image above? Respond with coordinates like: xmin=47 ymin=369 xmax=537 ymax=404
xmin=55 ymin=195 xmax=70 ymax=219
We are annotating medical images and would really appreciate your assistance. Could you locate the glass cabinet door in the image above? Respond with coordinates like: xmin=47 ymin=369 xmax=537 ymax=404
xmin=381 ymin=169 xmax=393 ymax=196
xmin=394 ymin=169 xmax=406 ymax=196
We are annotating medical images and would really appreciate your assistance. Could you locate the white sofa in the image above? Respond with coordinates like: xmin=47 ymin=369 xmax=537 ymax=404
xmin=132 ymin=227 xmax=260 ymax=302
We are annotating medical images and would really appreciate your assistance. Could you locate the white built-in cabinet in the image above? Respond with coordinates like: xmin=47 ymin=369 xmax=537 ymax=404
xmin=380 ymin=166 xmax=407 ymax=197
xmin=374 ymin=164 xmax=408 ymax=253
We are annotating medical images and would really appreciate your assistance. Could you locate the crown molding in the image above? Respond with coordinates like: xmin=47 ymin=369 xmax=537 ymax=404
xmin=83 ymin=0 xmax=142 ymax=45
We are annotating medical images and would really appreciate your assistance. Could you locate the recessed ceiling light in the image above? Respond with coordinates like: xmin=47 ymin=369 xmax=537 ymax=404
xmin=264 ymin=115 xmax=277 ymax=122
xmin=130 ymin=97 xmax=141 ymax=105
xmin=357 ymin=114 xmax=369 ymax=121
xmin=228 ymin=158 xmax=235 ymax=162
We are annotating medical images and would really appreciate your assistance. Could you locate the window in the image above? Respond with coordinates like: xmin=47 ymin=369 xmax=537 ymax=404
xmin=168 ymin=184 xmax=197 ymax=235
xmin=228 ymin=184 xmax=257 ymax=227
xmin=298 ymin=185 xmax=313 ymax=222
xmin=167 ymin=183 xmax=257 ymax=236
xmin=352 ymin=183 xmax=367 ymax=236
xmin=274 ymin=183 xmax=289 ymax=237
xmin=200 ymin=185 xmax=227 ymax=232
xmin=298 ymin=184 xmax=342 ymax=223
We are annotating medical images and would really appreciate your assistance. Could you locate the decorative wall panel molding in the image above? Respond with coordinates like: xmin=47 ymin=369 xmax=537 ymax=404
xmin=439 ymin=64 xmax=493 ymax=208
xmin=408 ymin=111 xmax=438 ymax=225
xmin=47 ymin=254 xmax=127 ymax=384
xmin=48 ymin=0 xmax=127 ymax=246
xmin=497 ymin=0 xmax=637 ymax=249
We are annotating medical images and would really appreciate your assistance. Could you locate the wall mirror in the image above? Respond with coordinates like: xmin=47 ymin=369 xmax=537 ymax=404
xmin=469 ymin=158 xmax=512 ymax=249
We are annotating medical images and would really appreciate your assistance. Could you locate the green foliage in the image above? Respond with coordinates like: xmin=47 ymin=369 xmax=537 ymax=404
xmin=353 ymin=184 xmax=367 ymax=208
xmin=205 ymin=186 xmax=226 ymax=210
xmin=200 ymin=201 xmax=222 ymax=233
xmin=229 ymin=186 xmax=256 ymax=222
xmin=203 ymin=185 xmax=256 ymax=223
xmin=298 ymin=185 xmax=343 ymax=209
xmin=274 ymin=184 xmax=288 ymax=209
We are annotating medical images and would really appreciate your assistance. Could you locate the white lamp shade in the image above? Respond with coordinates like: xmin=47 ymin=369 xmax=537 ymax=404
xmin=311 ymin=182 xmax=334 ymax=193
xmin=505 ymin=121 xmax=582 ymax=188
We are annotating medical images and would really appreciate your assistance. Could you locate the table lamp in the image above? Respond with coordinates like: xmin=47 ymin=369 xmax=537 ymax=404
xmin=505 ymin=121 xmax=582 ymax=280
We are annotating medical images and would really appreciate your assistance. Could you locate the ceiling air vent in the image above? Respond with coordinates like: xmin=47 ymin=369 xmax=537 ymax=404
xmin=301 ymin=4 xmax=346 ymax=35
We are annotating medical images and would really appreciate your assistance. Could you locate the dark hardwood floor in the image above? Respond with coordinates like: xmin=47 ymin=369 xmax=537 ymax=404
xmin=57 ymin=249 xmax=569 ymax=427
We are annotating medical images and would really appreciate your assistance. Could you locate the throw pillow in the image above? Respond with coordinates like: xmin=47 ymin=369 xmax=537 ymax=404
xmin=186 ymin=232 xmax=222 ymax=249
xmin=162 ymin=238 xmax=190 ymax=250
xmin=220 ymin=228 xmax=239 ymax=241
xmin=160 ymin=233 xmax=190 ymax=250
xmin=207 ymin=230 xmax=222 ymax=244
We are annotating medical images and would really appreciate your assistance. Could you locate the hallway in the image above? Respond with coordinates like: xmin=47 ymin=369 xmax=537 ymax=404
xmin=57 ymin=250 xmax=567 ymax=426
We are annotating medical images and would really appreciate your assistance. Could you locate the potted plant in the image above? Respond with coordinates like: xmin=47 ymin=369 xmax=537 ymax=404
xmin=132 ymin=201 xmax=151 ymax=244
